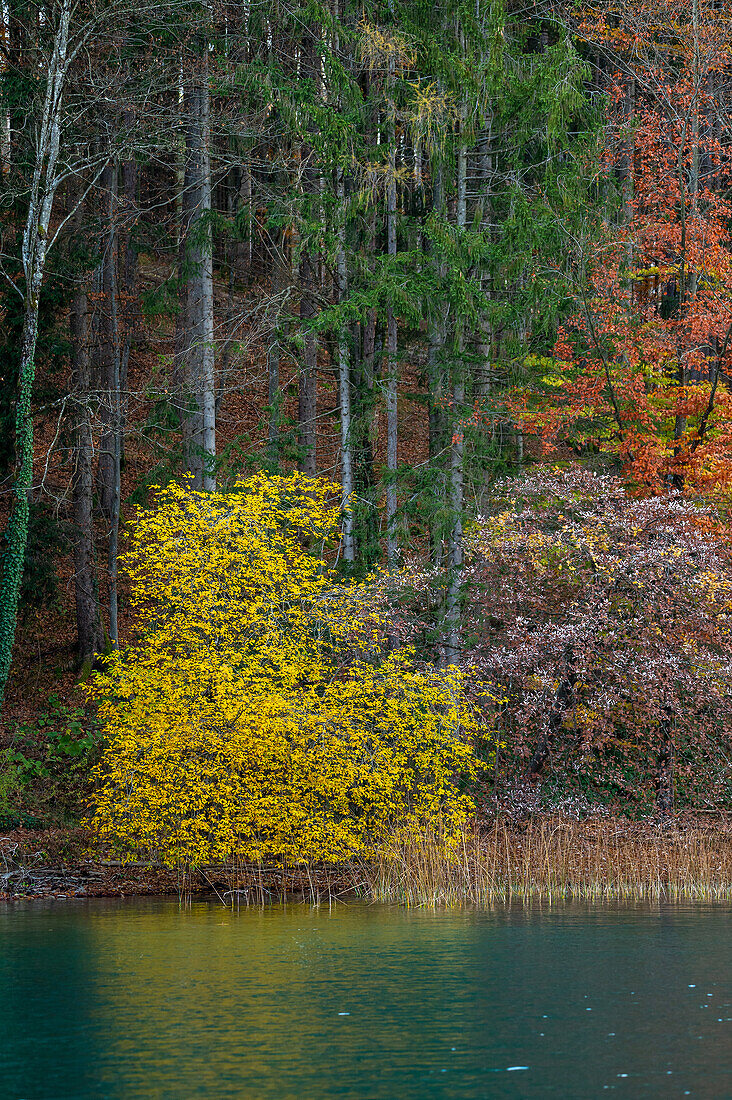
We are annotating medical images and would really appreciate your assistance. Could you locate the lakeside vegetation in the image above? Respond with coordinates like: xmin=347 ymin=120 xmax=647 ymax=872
xmin=87 ymin=473 xmax=486 ymax=867
xmin=368 ymin=822 xmax=732 ymax=905
xmin=4 ymin=467 xmax=732 ymax=902
xmin=2 ymin=0 xmax=732 ymax=901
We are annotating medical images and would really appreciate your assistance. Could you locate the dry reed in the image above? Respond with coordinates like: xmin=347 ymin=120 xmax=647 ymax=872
xmin=191 ymin=858 xmax=367 ymax=906
xmin=364 ymin=819 xmax=732 ymax=906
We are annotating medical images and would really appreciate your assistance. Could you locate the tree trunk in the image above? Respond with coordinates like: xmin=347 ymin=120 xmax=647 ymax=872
xmin=443 ymin=378 xmax=464 ymax=665
xmin=656 ymin=707 xmax=676 ymax=818
xmin=181 ymin=31 xmax=216 ymax=491
xmin=298 ymin=253 xmax=318 ymax=475
xmin=475 ymin=116 xmax=495 ymax=507
xmin=336 ymin=166 xmax=355 ymax=562
xmin=385 ymin=55 xmax=398 ymax=565
xmin=198 ymin=49 xmax=216 ymax=493
xmin=352 ymin=67 xmax=379 ymax=566
xmin=71 ymin=279 xmax=104 ymax=665
xmin=428 ymin=161 xmax=448 ymax=567
xmin=265 ymin=145 xmax=291 ymax=468
xmin=526 ymin=647 xmax=577 ymax=779
xmin=673 ymin=0 xmax=700 ymax=478
xmin=443 ymin=109 xmax=468 ymax=666
xmin=0 ymin=0 xmax=70 ymax=705
xmin=267 ymin=233 xmax=283 ymax=468
xmin=96 ymin=162 xmax=120 ymax=520
xmin=93 ymin=162 xmax=122 ymax=643
xmin=0 ymin=301 xmax=42 ymax=701
xmin=297 ymin=28 xmax=319 ymax=477
xmin=119 ymin=150 xmax=139 ymax=456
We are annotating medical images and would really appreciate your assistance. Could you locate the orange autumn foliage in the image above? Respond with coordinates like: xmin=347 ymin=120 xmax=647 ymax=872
xmin=513 ymin=0 xmax=732 ymax=493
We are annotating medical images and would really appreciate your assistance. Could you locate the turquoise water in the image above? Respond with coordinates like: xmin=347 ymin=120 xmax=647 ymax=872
xmin=1 ymin=899 xmax=731 ymax=1098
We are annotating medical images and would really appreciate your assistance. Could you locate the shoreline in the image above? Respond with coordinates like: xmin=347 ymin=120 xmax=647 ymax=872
xmin=3 ymin=815 xmax=732 ymax=903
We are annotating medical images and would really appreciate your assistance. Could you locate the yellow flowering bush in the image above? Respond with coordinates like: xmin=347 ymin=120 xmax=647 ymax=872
xmin=88 ymin=473 xmax=484 ymax=866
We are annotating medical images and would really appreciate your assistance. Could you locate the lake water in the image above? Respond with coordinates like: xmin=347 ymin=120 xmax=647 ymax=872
xmin=2 ymin=900 xmax=731 ymax=1099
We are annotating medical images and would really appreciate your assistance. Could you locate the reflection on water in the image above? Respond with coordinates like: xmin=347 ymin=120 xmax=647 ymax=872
xmin=1 ymin=899 xmax=731 ymax=1098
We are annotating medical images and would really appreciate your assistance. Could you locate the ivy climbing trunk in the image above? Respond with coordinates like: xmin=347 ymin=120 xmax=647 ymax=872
xmin=0 ymin=0 xmax=71 ymax=706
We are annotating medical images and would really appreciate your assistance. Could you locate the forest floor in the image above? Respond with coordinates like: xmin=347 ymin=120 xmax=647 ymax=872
xmin=0 ymin=826 xmax=364 ymax=902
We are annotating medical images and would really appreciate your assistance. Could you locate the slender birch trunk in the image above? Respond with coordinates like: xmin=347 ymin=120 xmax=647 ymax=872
xmin=0 ymin=0 xmax=71 ymax=703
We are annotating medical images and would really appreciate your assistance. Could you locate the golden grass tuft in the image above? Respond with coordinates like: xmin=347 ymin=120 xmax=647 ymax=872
xmin=364 ymin=818 xmax=732 ymax=906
